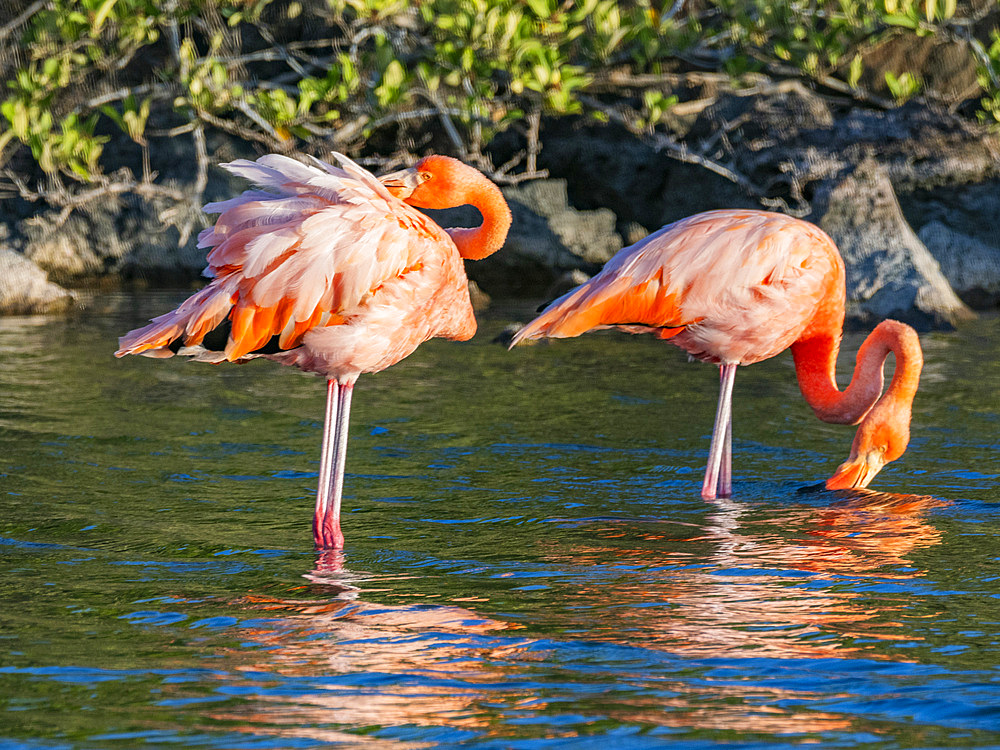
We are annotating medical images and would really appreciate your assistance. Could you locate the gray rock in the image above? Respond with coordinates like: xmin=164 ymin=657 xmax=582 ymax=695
xmin=0 ymin=247 xmax=74 ymax=314
xmin=854 ymin=33 xmax=980 ymax=105
xmin=22 ymin=192 xmax=210 ymax=284
xmin=693 ymin=87 xmax=1000 ymax=203
xmin=812 ymin=160 xmax=973 ymax=329
xmin=899 ymin=178 xmax=1000 ymax=254
xmin=425 ymin=178 xmax=622 ymax=296
xmin=918 ymin=220 xmax=1000 ymax=308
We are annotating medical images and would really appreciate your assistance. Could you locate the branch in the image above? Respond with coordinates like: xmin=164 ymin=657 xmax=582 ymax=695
xmin=4 ymin=169 xmax=191 ymax=230
xmin=73 ymin=82 xmax=176 ymax=115
xmin=0 ymin=0 xmax=47 ymax=43
xmin=195 ymin=105 xmax=288 ymax=152
xmin=417 ymin=89 xmax=468 ymax=158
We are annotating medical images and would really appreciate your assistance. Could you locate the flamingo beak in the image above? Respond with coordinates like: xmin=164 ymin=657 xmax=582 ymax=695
xmin=379 ymin=166 xmax=424 ymax=199
xmin=825 ymin=449 xmax=887 ymax=490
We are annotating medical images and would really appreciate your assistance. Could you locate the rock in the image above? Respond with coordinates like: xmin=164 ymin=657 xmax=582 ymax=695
xmin=538 ymin=121 xmax=756 ymax=231
xmin=917 ymin=221 xmax=1000 ymax=308
xmin=899 ymin=177 xmax=1000 ymax=252
xmin=811 ymin=160 xmax=973 ymax=329
xmin=467 ymin=279 xmax=491 ymax=311
xmin=0 ymin=247 xmax=74 ymax=314
xmin=853 ymin=33 xmax=980 ymax=105
xmin=21 ymin=192 xmax=210 ymax=284
xmin=14 ymin=133 xmax=255 ymax=285
xmin=692 ymin=87 xmax=1000 ymax=204
xmin=545 ymin=268 xmax=591 ymax=299
xmin=424 ymin=178 xmax=622 ymax=296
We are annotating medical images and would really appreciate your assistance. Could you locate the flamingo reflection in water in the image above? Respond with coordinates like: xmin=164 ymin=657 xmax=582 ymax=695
xmin=195 ymin=494 xmax=943 ymax=747
xmin=208 ymin=552 xmax=533 ymax=743
xmin=536 ymin=490 xmax=946 ymax=663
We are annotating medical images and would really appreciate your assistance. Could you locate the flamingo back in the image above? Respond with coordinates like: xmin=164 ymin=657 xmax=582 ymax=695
xmin=512 ymin=210 xmax=843 ymax=365
xmin=116 ymin=153 xmax=464 ymax=372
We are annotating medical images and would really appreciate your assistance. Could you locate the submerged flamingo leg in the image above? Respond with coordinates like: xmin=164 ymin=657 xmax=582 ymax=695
xmin=314 ymin=379 xmax=355 ymax=549
xmin=702 ymin=363 xmax=737 ymax=500
xmin=718 ymin=404 xmax=733 ymax=498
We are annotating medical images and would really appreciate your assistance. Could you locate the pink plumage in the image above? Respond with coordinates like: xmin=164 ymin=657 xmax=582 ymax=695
xmin=117 ymin=152 xmax=512 ymax=549
xmin=513 ymin=209 xmax=923 ymax=499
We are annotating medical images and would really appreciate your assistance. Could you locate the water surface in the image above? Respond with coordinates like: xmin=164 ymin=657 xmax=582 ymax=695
xmin=1 ymin=291 xmax=999 ymax=748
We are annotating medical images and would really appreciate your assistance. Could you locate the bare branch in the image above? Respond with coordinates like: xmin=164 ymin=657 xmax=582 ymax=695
xmin=0 ymin=0 xmax=47 ymax=43
xmin=195 ymin=105 xmax=287 ymax=152
xmin=525 ymin=106 xmax=542 ymax=176
xmin=4 ymin=168 xmax=192 ymax=231
xmin=417 ymin=89 xmax=468 ymax=158
xmin=74 ymin=82 xmax=176 ymax=116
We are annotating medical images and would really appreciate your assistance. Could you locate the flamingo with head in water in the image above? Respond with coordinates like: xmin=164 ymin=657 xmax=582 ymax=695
xmin=116 ymin=152 xmax=511 ymax=549
xmin=511 ymin=209 xmax=923 ymax=499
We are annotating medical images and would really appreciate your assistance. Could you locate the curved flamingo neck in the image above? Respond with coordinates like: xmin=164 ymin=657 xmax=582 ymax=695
xmin=443 ymin=178 xmax=512 ymax=260
xmin=791 ymin=320 xmax=923 ymax=426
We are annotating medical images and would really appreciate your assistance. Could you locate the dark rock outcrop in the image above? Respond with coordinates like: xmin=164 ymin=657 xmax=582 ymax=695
xmin=21 ymin=193 xmax=210 ymax=285
xmin=692 ymin=86 xmax=1000 ymax=196
xmin=426 ymin=178 xmax=622 ymax=296
xmin=900 ymin=177 xmax=1000 ymax=307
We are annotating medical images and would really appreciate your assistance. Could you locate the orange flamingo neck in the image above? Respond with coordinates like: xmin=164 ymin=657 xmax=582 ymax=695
xmin=443 ymin=177 xmax=512 ymax=260
xmin=791 ymin=320 xmax=922 ymax=427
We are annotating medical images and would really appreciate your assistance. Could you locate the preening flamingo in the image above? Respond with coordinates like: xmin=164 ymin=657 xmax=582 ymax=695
xmin=511 ymin=209 xmax=923 ymax=499
xmin=116 ymin=152 xmax=511 ymax=549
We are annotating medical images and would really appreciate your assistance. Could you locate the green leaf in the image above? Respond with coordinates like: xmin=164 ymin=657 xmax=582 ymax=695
xmin=848 ymin=54 xmax=863 ymax=89
xmin=883 ymin=13 xmax=919 ymax=29
xmin=383 ymin=59 xmax=405 ymax=89
xmin=524 ymin=0 xmax=553 ymax=19
xmin=92 ymin=0 xmax=119 ymax=32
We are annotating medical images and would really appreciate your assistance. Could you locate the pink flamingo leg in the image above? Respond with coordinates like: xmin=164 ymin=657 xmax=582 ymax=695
xmin=718 ymin=403 xmax=733 ymax=498
xmin=313 ymin=379 xmax=355 ymax=549
xmin=702 ymin=363 xmax=737 ymax=500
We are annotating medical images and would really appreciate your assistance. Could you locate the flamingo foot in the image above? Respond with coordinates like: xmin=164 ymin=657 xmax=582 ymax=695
xmin=313 ymin=512 xmax=344 ymax=550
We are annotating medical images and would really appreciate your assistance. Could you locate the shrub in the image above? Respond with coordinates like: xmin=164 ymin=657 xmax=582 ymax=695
xmin=0 ymin=0 xmax=995 ymax=214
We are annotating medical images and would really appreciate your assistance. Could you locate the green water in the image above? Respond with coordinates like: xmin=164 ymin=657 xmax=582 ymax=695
xmin=1 ymin=291 xmax=999 ymax=748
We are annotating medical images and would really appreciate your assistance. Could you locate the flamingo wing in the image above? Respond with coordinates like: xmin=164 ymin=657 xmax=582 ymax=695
xmin=116 ymin=153 xmax=446 ymax=362
xmin=511 ymin=210 xmax=837 ymax=352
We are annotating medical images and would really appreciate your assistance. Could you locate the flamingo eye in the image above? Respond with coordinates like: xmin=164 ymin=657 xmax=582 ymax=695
xmin=419 ymin=171 xmax=433 ymax=182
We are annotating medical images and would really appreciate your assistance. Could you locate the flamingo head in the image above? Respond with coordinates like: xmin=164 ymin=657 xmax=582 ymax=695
xmin=825 ymin=400 xmax=912 ymax=490
xmin=379 ymin=155 xmax=477 ymax=208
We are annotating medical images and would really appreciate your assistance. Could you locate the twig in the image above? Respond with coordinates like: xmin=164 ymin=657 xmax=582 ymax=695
xmin=525 ymin=105 xmax=542 ymax=176
xmin=256 ymin=24 xmax=310 ymax=79
xmin=0 ymin=0 xmax=47 ymax=43
xmin=74 ymin=82 xmax=175 ymax=115
xmin=367 ymin=106 xmax=470 ymax=131
xmin=418 ymin=89 xmax=468 ymax=158
xmin=6 ymin=169 xmax=190 ymax=231
xmin=196 ymin=105 xmax=286 ymax=151
xmin=663 ymin=0 xmax=686 ymax=20
xmin=157 ymin=122 xmax=209 ymax=245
